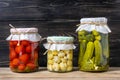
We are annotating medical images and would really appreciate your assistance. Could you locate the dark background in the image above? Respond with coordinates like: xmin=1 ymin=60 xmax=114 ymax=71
xmin=0 ymin=0 xmax=120 ymax=67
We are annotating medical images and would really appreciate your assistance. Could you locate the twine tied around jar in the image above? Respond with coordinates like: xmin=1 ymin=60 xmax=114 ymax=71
xmin=43 ymin=39 xmax=73 ymax=55
xmin=9 ymin=24 xmax=21 ymax=46
xmin=76 ymin=22 xmax=107 ymax=27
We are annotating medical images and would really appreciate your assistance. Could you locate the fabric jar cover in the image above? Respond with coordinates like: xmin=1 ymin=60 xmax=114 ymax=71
xmin=6 ymin=28 xmax=41 ymax=42
xmin=44 ymin=36 xmax=76 ymax=51
xmin=76 ymin=17 xmax=111 ymax=34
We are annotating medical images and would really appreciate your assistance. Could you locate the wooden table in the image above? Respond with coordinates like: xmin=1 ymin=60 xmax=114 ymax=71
xmin=0 ymin=67 xmax=120 ymax=80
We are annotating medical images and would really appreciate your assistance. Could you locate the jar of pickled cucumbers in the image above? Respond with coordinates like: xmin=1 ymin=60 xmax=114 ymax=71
xmin=6 ymin=28 xmax=41 ymax=72
xmin=76 ymin=17 xmax=111 ymax=72
xmin=44 ymin=36 xmax=75 ymax=72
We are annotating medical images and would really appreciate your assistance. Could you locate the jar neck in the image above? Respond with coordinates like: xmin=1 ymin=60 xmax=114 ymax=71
xmin=47 ymin=42 xmax=73 ymax=44
xmin=11 ymin=32 xmax=37 ymax=35
xmin=81 ymin=22 xmax=107 ymax=26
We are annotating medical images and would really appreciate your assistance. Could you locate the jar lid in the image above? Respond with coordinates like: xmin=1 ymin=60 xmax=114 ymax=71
xmin=76 ymin=17 xmax=111 ymax=34
xmin=10 ymin=28 xmax=38 ymax=34
xmin=6 ymin=28 xmax=41 ymax=42
xmin=44 ymin=36 xmax=75 ymax=51
xmin=47 ymin=36 xmax=74 ymax=43
xmin=80 ymin=17 xmax=107 ymax=24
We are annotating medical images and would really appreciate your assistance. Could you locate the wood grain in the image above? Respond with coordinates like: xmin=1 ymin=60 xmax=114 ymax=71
xmin=0 ymin=0 xmax=119 ymax=21
xmin=0 ymin=67 xmax=120 ymax=80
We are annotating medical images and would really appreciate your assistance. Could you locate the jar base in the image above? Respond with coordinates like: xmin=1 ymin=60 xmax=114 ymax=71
xmin=48 ymin=70 xmax=73 ymax=73
xmin=10 ymin=68 xmax=39 ymax=73
xmin=79 ymin=66 xmax=109 ymax=72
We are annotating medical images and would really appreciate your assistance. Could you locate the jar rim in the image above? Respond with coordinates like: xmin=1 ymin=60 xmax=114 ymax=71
xmin=47 ymin=36 xmax=74 ymax=43
xmin=10 ymin=28 xmax=38 ymax=33
xmin=80 ymin=17 xmax=107 ymax=24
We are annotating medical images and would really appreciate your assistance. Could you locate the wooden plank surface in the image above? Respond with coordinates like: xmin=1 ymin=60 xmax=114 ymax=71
xmin=0 ymin=67 xmax=120 ymax=80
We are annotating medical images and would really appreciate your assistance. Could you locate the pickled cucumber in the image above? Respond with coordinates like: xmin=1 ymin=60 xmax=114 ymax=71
xmin=78 ymin=40 xmax=87 ymax=66
xmin=83 ymin=41 xmax=94 ymax=61
xmin=78 ymin=30 xmax=87 ymax=42
xmin=78 ymin=30 xmax=87 ymax=35
xmin=94 ymin=40 xmax=103 ymax=65
xmin=92 ymin=30 xmax=99 ymax=36
xmin=95 ymin=35 xmax=101 ymax=41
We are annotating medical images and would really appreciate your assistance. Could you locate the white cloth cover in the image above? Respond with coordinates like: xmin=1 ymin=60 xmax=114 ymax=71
xmin=44 ymin=36 xmax=76 ymax=51
xmin=6 ymin=28 xmax=41 ymax=42
xmin=76 ymin=17 xmax=111 ymax=34
xmin=44 ymin=43 xmax=76 ymax=51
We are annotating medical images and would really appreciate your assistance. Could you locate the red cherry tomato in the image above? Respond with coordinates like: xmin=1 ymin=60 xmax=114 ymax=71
xmin=19 ymin=54 xmax=29 ymax=64
xmin=18 ymin=64 xmax=26 ymax=71
xmin=9 ymin=41 xmax=18 ymax=48
xmin=12 ymin=41 xmax=18 ymax=46
xmin=9 ymin=50 xmax=17 ymax=60
xmin=26 ymin=45 xmax=32 ymax=53
xmin=21 ymin=40 xmax=30 ymax=46
xmin=15 ymin=45 xmax=25 ymax=54
xmin=27 ymin=63 xmax=36 ymax=70
xmin=12 ymin=58 xmax=19 ymax=67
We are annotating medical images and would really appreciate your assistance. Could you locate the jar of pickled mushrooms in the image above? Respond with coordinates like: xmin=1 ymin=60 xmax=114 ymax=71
xmin=44 ymin=36 xmax=75 ymax=72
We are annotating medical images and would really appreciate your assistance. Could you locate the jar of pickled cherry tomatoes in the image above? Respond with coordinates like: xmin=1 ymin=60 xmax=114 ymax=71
xmin=44 ymin=36 xmax=75 ymax=72
xmin=6 ymin=28 xmax=41 ymax=72
xmin=76 ymin=17 xmax=111 ymax=72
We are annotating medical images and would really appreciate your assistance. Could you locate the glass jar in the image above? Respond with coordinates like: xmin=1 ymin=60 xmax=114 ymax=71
xmin=6 ymin=28 xmax=41 ymax=72
xmin=76 ymin=17 xmax=111 ymax=71
xmin=44 ymin=36 xmax=75 ymax=72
